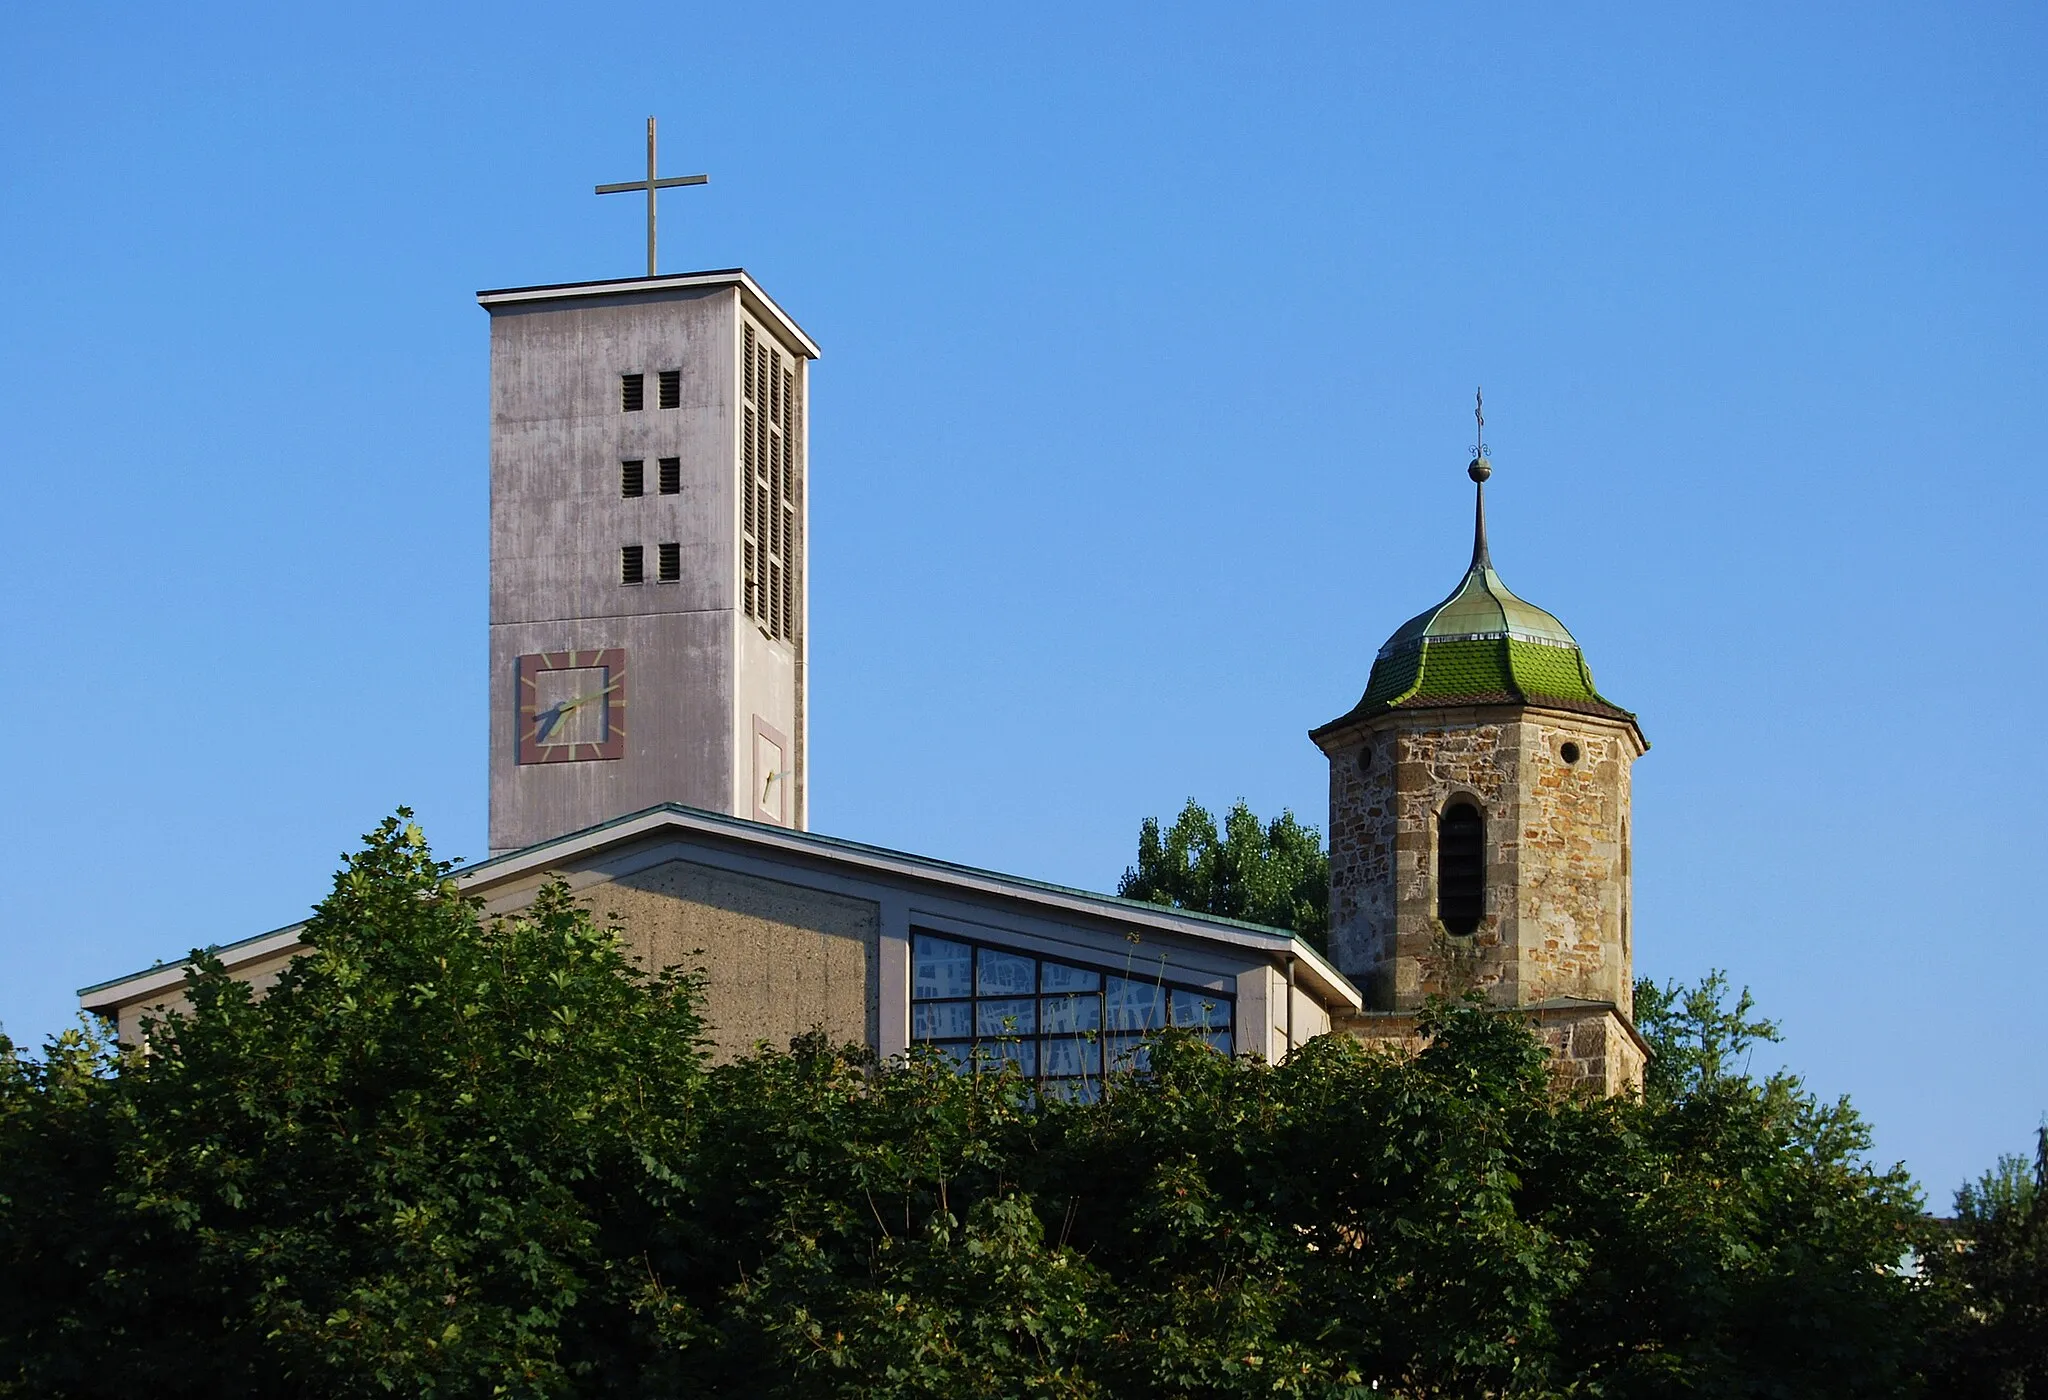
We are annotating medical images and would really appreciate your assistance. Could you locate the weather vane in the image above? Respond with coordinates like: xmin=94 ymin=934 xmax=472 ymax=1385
xmin=595 ymin=117 xmax=708 ymax=277
xmin=1468 ymin=387 xmax=1491 ymax=483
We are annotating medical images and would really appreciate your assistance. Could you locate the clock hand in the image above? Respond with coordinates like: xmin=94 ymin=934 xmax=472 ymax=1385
xmin=534 ymin=702 xmax=571 ymax=741
xmin=558 ymin=681 xmax=620 ymax=712
xmin=534 ymin=684 xmax=620 ymax=743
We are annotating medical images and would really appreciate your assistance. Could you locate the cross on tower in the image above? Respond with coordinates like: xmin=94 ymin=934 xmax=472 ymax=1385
xmin=595 ymin=117 xmax=708 ymax=277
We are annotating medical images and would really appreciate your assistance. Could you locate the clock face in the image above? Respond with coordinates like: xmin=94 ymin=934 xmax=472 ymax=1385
xmin=516 ymin=648 xmax=627 ymax=764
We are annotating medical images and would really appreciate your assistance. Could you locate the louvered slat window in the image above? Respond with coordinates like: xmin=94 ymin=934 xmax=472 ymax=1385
xmin=621 ymin=545 xmax=645 ymax=585
xmin=739 ymin=321 xmax=801 ymax=642
xmin=1437 ymin=802 xmax=1486 ymax=935
xmin=621 ymin=459 xmax=644 ymax=498
xmin=621 ymin=374 xmax=644 ymax=412
xmin=658 ymin=457 xmax=680 ymax=494
xmin=781 ymin=367 xmax=797 ymax=632
xmin=657 ymin=541 xmax=680 ymax=582
xmin=658 ymin=369 xmax=680 ymax=409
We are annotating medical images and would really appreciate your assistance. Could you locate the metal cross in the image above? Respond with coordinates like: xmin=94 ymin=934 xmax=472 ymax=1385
xmin=595 ymin=117 xmax=708 ymax=277
xmin=1471 ymin=386 xmax=1489 ymax=459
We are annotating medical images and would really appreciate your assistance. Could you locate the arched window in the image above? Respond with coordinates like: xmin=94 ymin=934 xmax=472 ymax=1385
xmin=1438 ymin=801 xmax=1485 ymax=935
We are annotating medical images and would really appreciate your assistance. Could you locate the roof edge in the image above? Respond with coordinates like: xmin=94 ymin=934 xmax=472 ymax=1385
xmin=1310 ymin=694 xmax=1647 ymax=750
xmin=475 ymin=268 xmax=819 ymax=359
xmin=82 ymin=804 xmax=1361 ymax=1016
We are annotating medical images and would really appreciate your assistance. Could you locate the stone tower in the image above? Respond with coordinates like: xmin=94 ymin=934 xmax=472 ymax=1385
xmin=1310 ymin=442 xmax=1649 ymax=1092
xmin=479 ymin=270 xmax=819 ymax=856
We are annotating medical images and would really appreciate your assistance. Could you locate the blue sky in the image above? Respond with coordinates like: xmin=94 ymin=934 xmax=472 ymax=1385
xmin=2 ymin=2 xmax=2042 ymax=1199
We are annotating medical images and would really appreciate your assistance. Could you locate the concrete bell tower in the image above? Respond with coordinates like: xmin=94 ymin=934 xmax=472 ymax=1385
xmin=1311 ymin=421 xmax=1649 ymax=1092
xmin=479 ymin=269 xmax=818 ymax=855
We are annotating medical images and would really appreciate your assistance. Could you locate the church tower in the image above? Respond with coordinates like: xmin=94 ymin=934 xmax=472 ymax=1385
xmin=1310 ymin=420 xmax=1649 ymax=1091
xmin=479 ymin=269 xmax=817 ymax=855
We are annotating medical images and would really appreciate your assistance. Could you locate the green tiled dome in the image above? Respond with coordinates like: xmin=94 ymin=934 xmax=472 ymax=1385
xmin=1316 ymin=470 xmax=1635 ymax=734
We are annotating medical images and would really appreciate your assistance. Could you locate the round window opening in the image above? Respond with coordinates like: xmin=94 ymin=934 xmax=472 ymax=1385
xmin=1560 ymin=741 xmax=1582 ymax=765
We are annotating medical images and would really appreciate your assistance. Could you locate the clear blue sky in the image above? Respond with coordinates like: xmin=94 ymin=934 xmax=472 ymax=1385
xmin=3 ymin=2 xmax=2042 ymax=1200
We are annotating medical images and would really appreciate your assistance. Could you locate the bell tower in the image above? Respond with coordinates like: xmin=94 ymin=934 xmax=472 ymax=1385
xmin=479 ymin=269 xmax=817 ymax=856
xmin=1311 ymin=409 xmax=1649 ymax=1092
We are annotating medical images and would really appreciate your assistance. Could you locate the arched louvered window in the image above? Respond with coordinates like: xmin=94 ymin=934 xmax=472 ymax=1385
xmin=1438 ymin=801 xmax=1485 ymax=935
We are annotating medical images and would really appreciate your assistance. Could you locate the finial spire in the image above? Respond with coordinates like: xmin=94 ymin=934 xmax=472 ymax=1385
xmin=1467 ymin=386 xmax=1492 ymax=569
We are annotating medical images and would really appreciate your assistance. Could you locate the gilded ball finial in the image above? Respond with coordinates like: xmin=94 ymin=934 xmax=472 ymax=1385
xmin=1468 ymin=456 xmax=1491 ymax=483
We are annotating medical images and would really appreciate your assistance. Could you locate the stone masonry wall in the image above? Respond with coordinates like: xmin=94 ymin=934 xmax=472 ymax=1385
xmin=1342 ymin=1004 xmax=1646 ymax=1097
xmin=1321 ymin=706 xmax=1642 ymax=1016
xmin=1515 ymin=717 xmax=1637 ymax=1011
xmin=1324 ymin=730 xmax=1397 ymax=1003
xmin=1388 ymin=716 xmax=1521 ymax=1008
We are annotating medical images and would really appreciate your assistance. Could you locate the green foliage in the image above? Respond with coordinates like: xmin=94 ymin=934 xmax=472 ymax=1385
xmin=1925 ymin=1126 xmax=2048 ymax=1396
xmin=1633 ymin=968 xmax=1782 ymax=1104
xmin=0 ymin=813 xmax=709 ymax=1398
xmin=0 ymin=817 xmax=1969 ymax=1396
xmin=1118 ymin=799 xmax=1329 ymax=950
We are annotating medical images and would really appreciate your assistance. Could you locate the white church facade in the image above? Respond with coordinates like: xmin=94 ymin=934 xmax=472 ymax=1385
xmin=82 ymin=258 xmax=1647 ymax=1095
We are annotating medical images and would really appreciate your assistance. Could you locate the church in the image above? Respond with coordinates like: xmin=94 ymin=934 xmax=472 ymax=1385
xmin=80 ymin=170 xmax=1650 ymax=1096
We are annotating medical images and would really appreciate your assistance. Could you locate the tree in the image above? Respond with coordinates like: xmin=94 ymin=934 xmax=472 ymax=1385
xmin=1118 ymin=800 xmax=1328 ymax=950
xmin=1925 ymin=1126 xmax=2048 ymax=1397
xmin=1633 ymin=967 xmax=1783 ymax=1104
xmin=0 ymin=813 xmax=712 ymax=1398
xmin=0 ymin=817 xmax=1960 ymax=1396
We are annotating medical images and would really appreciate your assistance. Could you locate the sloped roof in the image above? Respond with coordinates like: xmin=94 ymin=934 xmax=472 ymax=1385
xmin=83 ymin=802 xmax=1359 ymax=1015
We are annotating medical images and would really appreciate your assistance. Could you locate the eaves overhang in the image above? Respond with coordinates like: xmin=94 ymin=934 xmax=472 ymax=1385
xmin=475 ymin=267 xmax=820 ymax=360
xmin=1308 ymin=694 xmax=1648 ymax=755
xmin=83 ymin=804 xmax=1360 ymax=1018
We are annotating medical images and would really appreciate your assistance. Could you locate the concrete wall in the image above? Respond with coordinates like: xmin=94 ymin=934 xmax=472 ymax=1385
xmin=589 ymin=857 xmax=877 ymax=1060
xmin=107 ymin=947 xmax=299 ymax=1045
xmin=87 ymin=820 xmax=1351 ymax=1077
xmin=485 ymin=284 xmax=811 ymax=854
xmin=477 ymin=829 xmax=1317 ymax=1069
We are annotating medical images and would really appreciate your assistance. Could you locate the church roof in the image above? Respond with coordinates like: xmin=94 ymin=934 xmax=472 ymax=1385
xmin=1311 ymin=452 xmax=1640 ymax=741
xmin=82 ymin=802 xmax=1360 ymax=1016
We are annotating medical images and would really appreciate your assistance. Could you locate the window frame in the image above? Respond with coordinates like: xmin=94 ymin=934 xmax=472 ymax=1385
xmin=1437 ymin=799 xmax=1486 ymax=935
xmin=909 ymin=929 xmax=1234 ymax=1100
